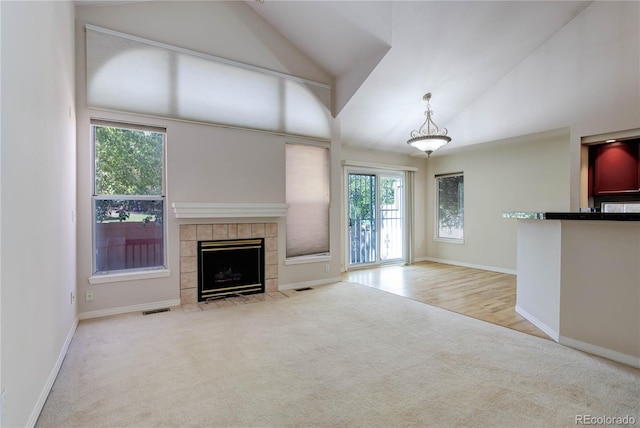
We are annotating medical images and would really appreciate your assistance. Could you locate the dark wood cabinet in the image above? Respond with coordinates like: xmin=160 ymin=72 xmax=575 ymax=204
xmin=592 ymin=140 xmax=640 ymax=195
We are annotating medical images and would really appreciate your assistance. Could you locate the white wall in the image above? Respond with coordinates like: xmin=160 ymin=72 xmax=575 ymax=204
xmin=75 ymin=1 xmax=339 ymax=315
xmin=0 ymin=2 xmax=3 ymax=424
xmin=516 ymin=220 xmax=561 ymax=339
xmin=424 ymin=131 xmax=571 ymax=272
xmin=1 ymin=2 xmax=77 ymax=426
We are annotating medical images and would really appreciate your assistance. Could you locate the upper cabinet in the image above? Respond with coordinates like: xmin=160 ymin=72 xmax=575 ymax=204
xmin=591 ymin=140 xmax=640 ymax=196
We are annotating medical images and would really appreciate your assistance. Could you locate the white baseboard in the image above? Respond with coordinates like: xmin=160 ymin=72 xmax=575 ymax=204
xmin=416 ymin=257 xmax=517 ymax=275
xmin=515 ymin=305 xmax=559 ymax=341
xmin=279 ymin=277 xmax=342 ymax=291
xmin=559 ymin=336 xmax=640 ymax=368
xmin=27 ymin=318 xmax=79 ymax=428
xmin=517 ymin=303 xmax=640 ymax=367
xmin=78 ymin=299 xmax=181 ymax=320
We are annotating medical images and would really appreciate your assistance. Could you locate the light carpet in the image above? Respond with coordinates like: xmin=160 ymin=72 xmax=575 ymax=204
xmin=36 ymin=282 xmax=639 ymax=427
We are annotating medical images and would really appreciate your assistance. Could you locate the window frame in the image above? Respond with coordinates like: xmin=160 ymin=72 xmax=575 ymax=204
xmin=90 ymin=120 xmax=168 ymax=279
xmin=434 ymin=172 xmax=464 ymax=244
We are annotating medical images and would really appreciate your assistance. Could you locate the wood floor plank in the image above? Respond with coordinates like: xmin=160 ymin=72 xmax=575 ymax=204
xmin=342 ymin=261 xmax=551 ymax=340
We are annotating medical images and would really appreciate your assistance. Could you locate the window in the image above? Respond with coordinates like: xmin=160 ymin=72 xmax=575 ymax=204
xmin=436 ymin=173 xmax=464 ymax=241
xmin=602 ymin=202 xmax=640 ymax=213
xmin=92 ymin=121 xmax=166 ymax=273
xmin=285 ymin=143 xmax=330 ymax=258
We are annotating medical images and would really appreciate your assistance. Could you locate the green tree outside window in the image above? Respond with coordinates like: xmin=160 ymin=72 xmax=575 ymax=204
xmin=94 ymin=126 xmax=164 ymax=224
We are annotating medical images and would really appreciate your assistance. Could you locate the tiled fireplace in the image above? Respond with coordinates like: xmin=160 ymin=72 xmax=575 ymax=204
xmin=179 ymin=223 xmax=279 ymax=305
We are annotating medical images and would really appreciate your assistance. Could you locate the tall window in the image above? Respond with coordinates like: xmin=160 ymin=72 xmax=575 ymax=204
xmin=92 ymin=121 xmax=166 ymax=273
xmin=285 ymin=143 xmax=330 ymax=258
xmin=436 ymin=173 xmax=464 ymax=241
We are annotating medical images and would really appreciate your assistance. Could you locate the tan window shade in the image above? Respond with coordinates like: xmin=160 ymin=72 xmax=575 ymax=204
xmin=86 ymin=25 xmax=331 ymax=140
xmin=286 ymin=144 xmax=330 ymax=258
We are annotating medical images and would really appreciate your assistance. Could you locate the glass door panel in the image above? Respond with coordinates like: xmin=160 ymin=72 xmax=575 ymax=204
xmin=380 ymin=175 xmax=403 ymax=261
xmin=348 ymin=174 xmax=377 ymax=265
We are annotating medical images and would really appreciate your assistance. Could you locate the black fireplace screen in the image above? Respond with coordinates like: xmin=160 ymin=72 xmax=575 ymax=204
xmin=198 ymin=238 xmax=265 ymax=301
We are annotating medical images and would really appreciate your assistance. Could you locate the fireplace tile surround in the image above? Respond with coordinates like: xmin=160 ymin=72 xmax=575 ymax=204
xmin=179 ymin=223 xmax=278 ymax=305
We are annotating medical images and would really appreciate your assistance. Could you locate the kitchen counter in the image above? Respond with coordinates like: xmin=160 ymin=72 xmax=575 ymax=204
xmin=503 ymin=211 xmax=640 ymax=221
xmin=504 ymin=213 xmax=640 ymax=367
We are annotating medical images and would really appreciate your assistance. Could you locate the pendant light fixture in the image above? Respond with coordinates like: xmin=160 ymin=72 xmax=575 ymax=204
xmin=407 ymin=92 xmax=451 ymax=157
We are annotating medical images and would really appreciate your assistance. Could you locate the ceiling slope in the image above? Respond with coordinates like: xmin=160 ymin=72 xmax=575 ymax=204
xmin=246 ymin=1 xmax=393 ymax=115
xmin=248 ymin=1 xmax=594 ymax=154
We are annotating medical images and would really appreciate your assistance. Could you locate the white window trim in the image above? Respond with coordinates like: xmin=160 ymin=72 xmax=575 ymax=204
xmin=89 ymin=268 xmax=171 ymax=285
xmin=433 ymin=237 xmax=465 ymax=244
xmin=284 ymin=254 xmax=331 ymax=266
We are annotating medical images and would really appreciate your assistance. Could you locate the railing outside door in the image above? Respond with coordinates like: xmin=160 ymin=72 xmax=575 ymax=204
xmin=348 ymin=172 xmax=403 ymax=266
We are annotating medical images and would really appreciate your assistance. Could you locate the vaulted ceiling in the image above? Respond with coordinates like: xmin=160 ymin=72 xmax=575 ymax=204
xmin=246 ymin=1 xmax=593 ymax=156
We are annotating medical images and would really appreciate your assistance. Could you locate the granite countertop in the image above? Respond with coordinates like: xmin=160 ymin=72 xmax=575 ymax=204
xmin=502 ymin=212 xmax=640 ymax=221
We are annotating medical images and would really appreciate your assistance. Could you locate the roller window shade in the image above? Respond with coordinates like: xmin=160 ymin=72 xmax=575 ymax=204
xmin=86 ymin=25 xmax=331 ymax=140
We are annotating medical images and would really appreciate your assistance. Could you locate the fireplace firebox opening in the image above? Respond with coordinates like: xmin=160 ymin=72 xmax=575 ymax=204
xmin=198 ymin=238 xmax=265 ymax=301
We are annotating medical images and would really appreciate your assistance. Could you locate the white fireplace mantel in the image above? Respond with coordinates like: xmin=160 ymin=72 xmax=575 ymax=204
xmin=172 ymin=202 xmax=288 ymax=219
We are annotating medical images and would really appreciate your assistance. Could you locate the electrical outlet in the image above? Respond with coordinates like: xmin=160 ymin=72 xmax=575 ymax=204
xmin=70 ymin=291 xmax=75 ymax=304
xmin=86 ymin=290 xmax=94 ymax=302
xmin=325 ymin=264 xmax=330 ymax=273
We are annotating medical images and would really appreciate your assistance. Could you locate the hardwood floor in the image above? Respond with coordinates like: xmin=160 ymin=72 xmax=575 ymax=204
xmin=342 ymin=261 xmax=550 ymax=340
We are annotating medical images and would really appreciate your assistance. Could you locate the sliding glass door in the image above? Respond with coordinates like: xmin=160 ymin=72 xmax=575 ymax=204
xmin=348 ymin=171 xmax=404 ymax=267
